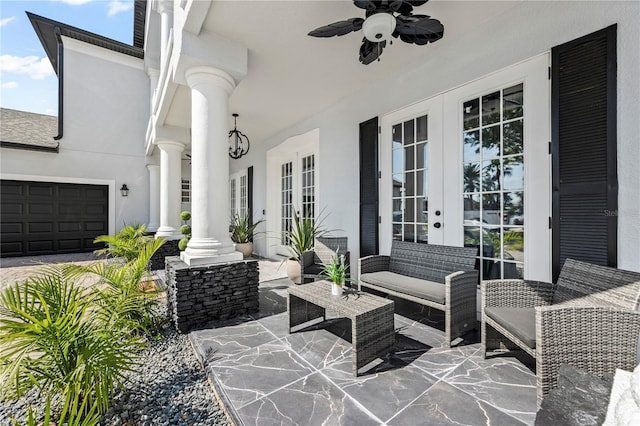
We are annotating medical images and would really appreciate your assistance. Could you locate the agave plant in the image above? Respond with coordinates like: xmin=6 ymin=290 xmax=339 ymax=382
xmin=281 ymin=210 xmax=330 ymax=261
xmin=230 ymin=211 xmax=264 ymax=244
xmin=0 ymin=265 xmax=142 ymax=420
xmin=94 ymin=223 xmax=157 ymax=261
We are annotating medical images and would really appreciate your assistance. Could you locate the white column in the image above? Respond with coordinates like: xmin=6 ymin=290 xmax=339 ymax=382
xmin=147 ymin=164 xmax=160 ymax=232
xmin=181 ymin=66 xmax=242 ymax=265
xmin=157 ymin=0 xmax=173 ymax=67
xmin=155 ymin=141 xmax=184 ymax=239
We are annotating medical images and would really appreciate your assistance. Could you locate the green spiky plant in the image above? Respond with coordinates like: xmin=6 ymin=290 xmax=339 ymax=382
xmin=320 ymin=252 xmax=351 ymax=287
xmin=230 ymin=211 xmax=264 ymax=244
xmin=0 ymin=265 xmax=142 ymax=423
xmin=281 ymin=210 xmax=330 ymax=261
xmin=94 ymin=223 xmax=157 ymax=261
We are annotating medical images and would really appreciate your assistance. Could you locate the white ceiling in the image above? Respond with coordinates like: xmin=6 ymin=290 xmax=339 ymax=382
xmin=166 ymin=1 xmax=521 ymax=146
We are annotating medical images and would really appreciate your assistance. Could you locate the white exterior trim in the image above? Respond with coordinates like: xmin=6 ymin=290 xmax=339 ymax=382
xmin=379 ymin=54 xmax=551 ymax=281
xmin=0 ymin=173 xmax=116 ymax=236
xmin=62 ymin=36 xmax=144 ymax=70
xmin=266 ymin=128 xmax=320 ymax=259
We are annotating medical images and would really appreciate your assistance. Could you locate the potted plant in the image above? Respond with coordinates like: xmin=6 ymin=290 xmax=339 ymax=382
xmin=321 ymin=252 xmax=350 ymax=296
xmin=230 ymin=211 xmax=264 ymax=258
xmin=281 ymin=210 xmax=328 ymax=284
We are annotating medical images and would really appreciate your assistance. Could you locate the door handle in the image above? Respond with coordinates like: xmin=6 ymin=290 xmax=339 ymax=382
xmin=433 ymin=222 xmax=442 ymax=229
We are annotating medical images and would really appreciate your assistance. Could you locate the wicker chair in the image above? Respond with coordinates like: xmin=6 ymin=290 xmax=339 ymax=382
xmin=482 ymin=258 xmax=640 ymax=406
xmin=300 ymin=236 xmax=349 ymax=283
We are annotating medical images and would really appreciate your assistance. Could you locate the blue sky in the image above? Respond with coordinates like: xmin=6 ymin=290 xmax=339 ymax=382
xmin=0 ymin=0 xmax=135 ymax=116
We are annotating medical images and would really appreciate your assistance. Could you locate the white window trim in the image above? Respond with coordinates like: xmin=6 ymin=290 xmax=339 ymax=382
xmin=266 ymin=128 xmax=320 ymax=259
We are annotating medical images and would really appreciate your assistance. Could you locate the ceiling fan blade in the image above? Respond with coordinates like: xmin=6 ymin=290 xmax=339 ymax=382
xmin=359 ymin=38 xmax=386 ymax=65
xmin=353 ymin=0 xmax=379 ymax=11
xmin=389 ymin=0 xmax=419 ymax=15
xmin=308 ymin=18 xmax=365 ymax=37
xmin=395 ymin=14 xmax=444 ymax=40
xmin=406 ymin=0 xmax=429 ymax=6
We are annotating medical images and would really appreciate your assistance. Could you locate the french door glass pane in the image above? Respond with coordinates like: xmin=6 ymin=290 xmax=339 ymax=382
xmin=391 ymin=114 xmax=429 ymax=244
xmin=463 ymin=84 xmax=525 ymax=280
xmin=230 ymin=178 xmax=237 ymax=217
xmin=301 ymin=154 xmax=315 ymax=220
xmin=240 ymin=175 xmax=247 ymax=216
xmin=281 ymin=162 xmax=293 ymax=245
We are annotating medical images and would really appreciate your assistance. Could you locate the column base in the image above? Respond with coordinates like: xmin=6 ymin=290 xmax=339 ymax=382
xmin=155 ymin=227 xmax=182 ymax=240
xmin=180 ymin=250 xmax=243 ymax=266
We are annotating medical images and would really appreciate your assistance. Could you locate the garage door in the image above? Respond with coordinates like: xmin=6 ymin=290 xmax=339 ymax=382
xmin=1 ymin=180 xmax=108 ymax=257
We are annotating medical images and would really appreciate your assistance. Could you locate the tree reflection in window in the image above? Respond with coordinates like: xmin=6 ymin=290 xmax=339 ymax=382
xmin=462 ymin=83 xmax=524 ymax=280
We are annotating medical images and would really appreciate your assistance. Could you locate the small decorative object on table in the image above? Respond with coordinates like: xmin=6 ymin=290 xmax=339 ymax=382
xmin=321 ymin=252 xmax=350 ymax=296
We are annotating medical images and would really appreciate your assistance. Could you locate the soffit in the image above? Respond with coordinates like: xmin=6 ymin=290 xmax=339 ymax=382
xmin=187 ymin=0 xmax=520 ymax=145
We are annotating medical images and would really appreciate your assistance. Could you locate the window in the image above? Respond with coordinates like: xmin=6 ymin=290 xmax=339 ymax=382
xmin=463 ymin=83 xmax=525 ymax=280
xmin=391 ymin=115 xmax=429 ymax=244
xmin=281 ymin=162 xmax=293 ymax=244
xmin=181 ymin=179 xmax=190 ymax=203
xmin=301 ymin=154 xmax=315 ymax=220
xmin=230 ymin=178 xmax=237 ymax=217
xmin=240 ymin=175 xmax=247 ymax=217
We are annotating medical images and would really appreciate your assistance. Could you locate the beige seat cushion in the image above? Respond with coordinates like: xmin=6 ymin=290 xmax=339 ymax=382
xmin=360 ymin=271 xmax=445 ymax=305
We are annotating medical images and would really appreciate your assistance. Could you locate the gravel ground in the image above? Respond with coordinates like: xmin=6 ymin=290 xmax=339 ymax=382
xmin=0 ymin=327 xmax=231 ymax=426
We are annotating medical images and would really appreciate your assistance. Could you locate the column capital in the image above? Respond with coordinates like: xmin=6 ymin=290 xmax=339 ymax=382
xmin=155 ymin=0 xmax=173 ymax=14
xmin=185 ymin=66 xmax=236 ymax=95
xmin=146 ymin=163 xmax=160 ymax=171
xmin=156 ymin=140 xmax=185 ymax=152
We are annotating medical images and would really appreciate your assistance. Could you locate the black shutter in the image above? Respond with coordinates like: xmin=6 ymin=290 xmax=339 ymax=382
xmin=551 ymin=25 xmax=617 ymax=280
xmin=360 ymin=117 xmax=379 ymax=256
xmin=247 ymin=166 xmax=254 ymax=241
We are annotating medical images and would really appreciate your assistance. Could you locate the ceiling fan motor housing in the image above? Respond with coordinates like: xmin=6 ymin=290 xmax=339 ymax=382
xmin=362 ymin=13 xmax=396 ymax=42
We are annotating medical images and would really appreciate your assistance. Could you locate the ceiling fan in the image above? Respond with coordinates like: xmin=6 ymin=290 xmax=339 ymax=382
xmin=308 ymin=0 xmax=444 ymax=65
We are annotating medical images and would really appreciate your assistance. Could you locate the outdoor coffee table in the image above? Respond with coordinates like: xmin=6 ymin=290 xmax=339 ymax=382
xmin=287 ymin=280 xmax=395 ymax=376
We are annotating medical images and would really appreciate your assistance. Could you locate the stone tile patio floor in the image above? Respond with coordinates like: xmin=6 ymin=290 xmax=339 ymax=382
xmin=188 ymin=273 xmax=539 ymax=426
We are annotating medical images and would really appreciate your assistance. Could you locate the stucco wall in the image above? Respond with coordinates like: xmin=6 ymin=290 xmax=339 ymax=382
xmin=0 ymin=40 xmax=150 ymax=234
xmin=232 ymin=1 xmax=640 ymax=273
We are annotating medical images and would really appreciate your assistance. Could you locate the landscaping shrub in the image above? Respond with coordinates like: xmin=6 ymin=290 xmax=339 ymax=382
xmin=94 ymin=223 xmax=158 ymax=261
xmin=0 ymin=234 xmax=166 ymax=424
xmin=0 ymin=266 xmax=142 ymax=423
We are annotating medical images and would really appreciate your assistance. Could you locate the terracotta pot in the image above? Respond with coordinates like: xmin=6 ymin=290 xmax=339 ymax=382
xmin=286 ymin=259 xmax=302 ymax=284
xmin=235 ymin=242 xmax=253 ymax=258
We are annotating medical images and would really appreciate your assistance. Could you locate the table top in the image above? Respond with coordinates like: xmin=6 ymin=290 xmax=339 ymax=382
xmin=288 ymin=280 xmax=394 ymax=318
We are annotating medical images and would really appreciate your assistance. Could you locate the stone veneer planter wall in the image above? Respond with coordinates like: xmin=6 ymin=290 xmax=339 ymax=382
xmin=165 ymin=256 xmax=259 ymax=333
xmin=150 ymin=239 xmax=180 ymax=270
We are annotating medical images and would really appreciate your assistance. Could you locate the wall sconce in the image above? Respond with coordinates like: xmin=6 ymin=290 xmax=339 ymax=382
xmin=120 ymin=184 xmax=129 ymax=197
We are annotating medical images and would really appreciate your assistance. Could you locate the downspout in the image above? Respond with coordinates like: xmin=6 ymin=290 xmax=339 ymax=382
xmin=53 ymin=26 xmax=63 ymax=140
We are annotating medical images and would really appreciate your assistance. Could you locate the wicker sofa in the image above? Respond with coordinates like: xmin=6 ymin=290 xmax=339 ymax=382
xmin=300 ymin=236 xmax=349 ymax=283
xmin=482 ymin=258 xmax=640 ymax=406
xmin=358 ymin=241 xmax=478 ymax=346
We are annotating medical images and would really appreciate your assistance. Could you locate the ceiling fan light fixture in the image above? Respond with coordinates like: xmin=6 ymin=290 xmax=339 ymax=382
xmin=362 ymin=13 xmax=396 ymax=42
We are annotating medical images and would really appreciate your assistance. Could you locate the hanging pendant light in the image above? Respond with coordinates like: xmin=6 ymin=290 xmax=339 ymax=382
xmin=228 ymin=113 xmax=250 ymax=159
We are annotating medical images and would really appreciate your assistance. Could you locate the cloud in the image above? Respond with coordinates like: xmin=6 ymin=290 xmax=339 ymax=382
xmin=1 ymin=81 xmax=18 ymax=89
xmin=0 ymin=55 xmax=54 ymax=80
xmin=0 ymin=17 xmax=16 ymax=27
xmin=108 ymin=0 xmax=133 ymax=16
